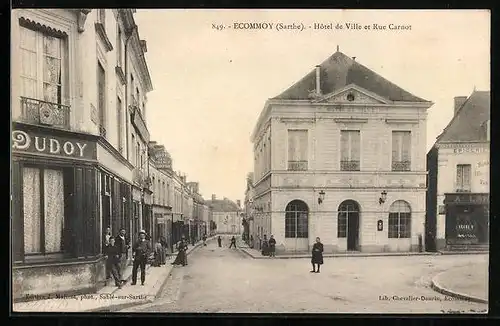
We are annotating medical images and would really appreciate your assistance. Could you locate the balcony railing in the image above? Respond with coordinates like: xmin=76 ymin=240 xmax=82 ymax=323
xmin=456 ymin=186 xmax=472 ymax=193
xmin=340 ymin=160 xmax=360 ymax=171
xmin=287 ymin=160 xmax=308 ymax=171
xmin=99 ymin=125 xmax=107 ymax=138
xmin=392 ymin=160 xmax=411 ymax=172
xmin=20 ymin=96 xmax=70 ymax=129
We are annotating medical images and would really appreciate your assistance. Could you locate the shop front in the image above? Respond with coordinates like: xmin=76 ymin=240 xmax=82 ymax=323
xmin=444 ymin=193 xmax=489 ymax=249
xmin=11 ymin=123 xmax=104 ymax=301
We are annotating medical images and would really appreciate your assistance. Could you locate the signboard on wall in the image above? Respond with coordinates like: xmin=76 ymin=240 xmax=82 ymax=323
xmin=12 ymin=124 xmax=97 ymax=160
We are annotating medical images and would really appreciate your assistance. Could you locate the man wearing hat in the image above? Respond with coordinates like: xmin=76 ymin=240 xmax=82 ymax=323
xmin=104 ymin=236 xmax=123 ymax=288
xmin=131 ymin=230 xmax=151 ymax=286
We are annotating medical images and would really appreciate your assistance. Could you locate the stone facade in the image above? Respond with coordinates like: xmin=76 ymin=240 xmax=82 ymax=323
xmin=250 ymin=51 xmax=433 ymax=253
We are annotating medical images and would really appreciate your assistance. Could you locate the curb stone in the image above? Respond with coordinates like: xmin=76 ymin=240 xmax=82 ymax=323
xmin=430 ymin=271 xmax=488 ymax=304
xmin=239 ymin=247 xmax=443 ymax=259
xmin=85 ymin=236 xmax=217 ymax=312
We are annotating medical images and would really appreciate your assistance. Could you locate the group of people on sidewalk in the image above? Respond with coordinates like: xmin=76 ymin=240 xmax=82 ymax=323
xmin=104 ymin=227 xmax=209 ymax=288
xmin=104 ymin=228 xmax=152 ymax=288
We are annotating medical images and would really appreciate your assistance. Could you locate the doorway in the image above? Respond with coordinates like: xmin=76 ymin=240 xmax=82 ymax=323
xmin=338 ymin=200 xmax=360 ymax=251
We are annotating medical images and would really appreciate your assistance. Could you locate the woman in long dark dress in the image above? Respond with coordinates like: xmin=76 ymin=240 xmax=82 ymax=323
xmin=172 ymin=237 xmax=188 ymax=266
xmin=311 ymin=237 xmax=324 ymax=273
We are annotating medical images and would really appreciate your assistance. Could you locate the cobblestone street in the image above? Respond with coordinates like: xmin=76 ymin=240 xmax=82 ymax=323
xmin=121 ymin=241 xmax=488 ymax=314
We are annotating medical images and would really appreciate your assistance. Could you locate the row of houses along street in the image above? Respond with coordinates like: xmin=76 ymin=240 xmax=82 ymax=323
xmin=10 ymin=8 xmax=243 ymax=302
xmin=243 ymin=49 xmax=490 ymax=255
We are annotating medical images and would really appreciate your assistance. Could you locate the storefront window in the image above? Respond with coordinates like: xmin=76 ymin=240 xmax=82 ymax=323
xmin=23 ymin=167 xmax=64 ymax=254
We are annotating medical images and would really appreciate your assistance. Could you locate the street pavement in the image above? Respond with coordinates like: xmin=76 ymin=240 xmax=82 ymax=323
xmin=120 ymin=240 xmax=488 ymax=314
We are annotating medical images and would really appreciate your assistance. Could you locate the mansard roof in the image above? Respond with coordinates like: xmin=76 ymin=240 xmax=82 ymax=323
xmin=273 ymin=51 xmax=427 ymax=102
xmin=436 ymin=90 xmax=490 ymax=143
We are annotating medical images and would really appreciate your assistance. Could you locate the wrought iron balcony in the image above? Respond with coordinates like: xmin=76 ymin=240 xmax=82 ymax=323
xmin=99 ymin=125 xmax=107 ymax=138
xmin=20 ymin=96 xmax=70 ymax=129
xmin=392 ymin=160 xmax=411 ymax=172
xmin=287 ymin=160 xmax=308 ymax=171
xmin=455 ymin=187 xmax=472 ymax=193
xmin=340 ymin=160 xmax=360 ymax=171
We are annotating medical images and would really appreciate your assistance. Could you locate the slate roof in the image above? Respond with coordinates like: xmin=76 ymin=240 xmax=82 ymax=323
xmin=437 ymin=91 xmax=490 ymax=143
xmin=272 ymin=51 xmax=427 ymax=102
xmin=205 ymin=199 xmax=240 ymax=212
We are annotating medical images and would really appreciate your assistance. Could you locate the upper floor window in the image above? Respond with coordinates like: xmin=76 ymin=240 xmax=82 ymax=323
xmin=97 ymin=61 xmax=106 ymax=137
xmin=20 ymin=25 xmax=67 ymax=105
xmin=116 ymin=96 xmax=123 ymax=153
xmin=340 ymin=130 xmax=360 ymax=171
xmin=485 ymin=120 xmax=490 ymax=142
xmin=287 ymin=130 xmax=308 ymax=171
xmin=116 ymin=27 xmax=123 ymax=68
xmin=97 ymin=9 xmax=106 ymax=28
xmin=456 ymin=164 xmax=471 ymax=192
xmin=392 ymin=131 xmax=411 ymax=171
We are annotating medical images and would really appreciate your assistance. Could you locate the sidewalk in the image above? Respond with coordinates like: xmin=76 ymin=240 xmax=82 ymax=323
xmin=431 ymin=262 xmax=488 ymax=304
xmin=13 ymin=236 xmax=215 ymax=313
xmin=239 ymin=246 xmax=441 ymax=259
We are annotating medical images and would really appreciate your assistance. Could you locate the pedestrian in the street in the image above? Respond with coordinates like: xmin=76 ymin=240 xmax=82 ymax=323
xmin=250 ymin=234 xmax=254 ymax=249
xmin=203 ymin=234 xmax=207 ymax=246
xmin=103 ymin=227 xmax=112 ymax=280
xmin=229 ymin=236 xmax=237 ymax=248
xmin=268 ymin=235 xmax=276 ymax=257
xmin=160 ymin=236 xmax=167 ymax=264
xmin=115 ymin=228 xmax=130 ymax=283
xmin=105 ymin=236 xmax=123 ymax=288
xmin=217 ymin=236 xmax=222 ymax=247
xmin=310 ymin=237 xmax=324 ymax=273
xmin=153 ymin=238 xmax=163 ymax=267
xmin=131 ymin=230 xmax=151 ymax=286
xmin=261 ymin=234 xmax=269 ymax=256
xmin=172 ymin=236 xmax=188 ymax=266
xmin=104 ymin=227 xmax=112 ymax=247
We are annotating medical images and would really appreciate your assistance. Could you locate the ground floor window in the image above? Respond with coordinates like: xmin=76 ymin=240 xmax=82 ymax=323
xmin=23 ymin=167 xmax=65 ymax=255
xmin=285 ymin=200 xmax=309 ymax=238
xmin=388 ymin=200 xmax=412 ymax=238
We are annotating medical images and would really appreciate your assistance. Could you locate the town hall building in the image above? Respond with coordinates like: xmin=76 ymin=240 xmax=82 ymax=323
xmin=250 ymin=49 xmax=433 ymax=254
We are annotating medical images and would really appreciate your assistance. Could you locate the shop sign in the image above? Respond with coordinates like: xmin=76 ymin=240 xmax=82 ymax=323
xmin=455 ymin=221 xmax=478 ymax=243
xmin=12 ymin=129 xmax=96 ymax=160
xmin=445 ymin=193 xmax=489 ymax=205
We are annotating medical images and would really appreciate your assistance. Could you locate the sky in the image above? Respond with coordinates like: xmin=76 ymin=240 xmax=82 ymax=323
xmin=134 ymin=9 xmax=490 ymax=202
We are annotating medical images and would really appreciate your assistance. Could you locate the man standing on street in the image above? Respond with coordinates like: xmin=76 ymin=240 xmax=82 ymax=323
xmin=229 ymin=236 xmax=237 ymax=249
xmin=131 ymin=230 xmax=151 ymax=286
xmin=268 ymin=235 xmax=276 ymax=257
xmin=115 ymin=228 xmax=130 ymax=283
xmin=217 ymin=235 xmax=222 ymax=248
xmin=105 ymin=237 xmax=123 ymax=288
xmin=202 ymin=234 xmax=207 ymax=246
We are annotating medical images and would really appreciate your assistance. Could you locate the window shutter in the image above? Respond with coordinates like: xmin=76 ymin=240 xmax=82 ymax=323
xmin=340 ymin=131 xmax=349 ymax=161
xmin=392 ymin=132 xmax=401 ymax=162
xmin=12 ymin=162 xmax=24 ymax=262
xmin=351 ymin=131 xmax=360 ymax=161
xmin=402 ymin=132 xmax=411 ymax=161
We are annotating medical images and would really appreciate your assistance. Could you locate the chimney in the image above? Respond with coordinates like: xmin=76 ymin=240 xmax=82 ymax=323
xmin=212 ymin=194 xmax=216 ymax=201
xmin=237 ymin=200 xmax=241 ymax=208
xmin=454 ymin=96 xmax=468 ymax=115
xmin=336 ymin=45 xmax=339 ymax=52
xmin=140 ymin=40 xmax=148 ymax=53
xmin=315 ymin=65 xmax=321 ymax=95
xmin=352 ymin=57 xmax=356 ymax=61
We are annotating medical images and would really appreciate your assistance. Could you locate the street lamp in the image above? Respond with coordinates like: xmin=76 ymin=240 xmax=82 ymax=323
xmin=379 ymin=190 xmax=388 ymax=205
xmin=318 ymin=190 xmax=326 ymax=205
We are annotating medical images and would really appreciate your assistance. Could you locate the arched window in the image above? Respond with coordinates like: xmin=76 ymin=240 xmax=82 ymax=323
xmin=388 ymin=200 xmax=411 ymax=238
xmin=285 ymin=200 xmax=309 ymax=238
